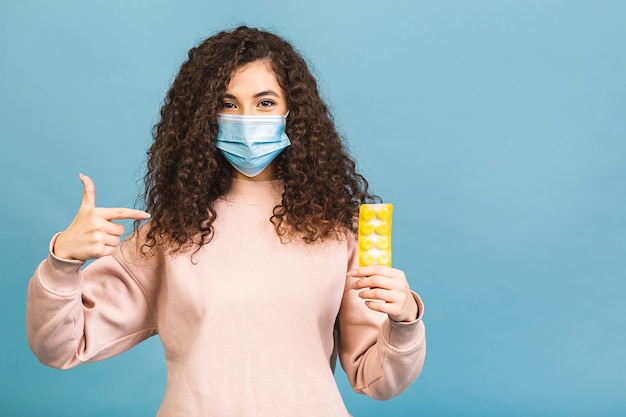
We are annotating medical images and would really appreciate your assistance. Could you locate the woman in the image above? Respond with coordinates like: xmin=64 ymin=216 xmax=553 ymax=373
xmin=27 ymin=26 xmax=426 ymax=416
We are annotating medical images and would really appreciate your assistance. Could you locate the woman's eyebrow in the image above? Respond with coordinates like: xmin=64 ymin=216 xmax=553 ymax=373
xmin=223 ymin=90 xmax=280 ymax=100
xmin=253 ymin=90 xmax=280 ymax=98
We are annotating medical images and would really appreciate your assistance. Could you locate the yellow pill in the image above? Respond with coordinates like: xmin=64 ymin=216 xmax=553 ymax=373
xmin=360 ymin=222 xmax=375 ymax=235
xmin=361 ymin=206 xmax=376 ymax=221
xmin=377 ymin=206 xmax=391 ymax=220
xmin=360 ymin=253 xmax=375 ymax=266
xmin=359 ymin=238 xmax=375 ymax=251
xmin=377 ymin=253 xmax=391 ymax=266
xmin=376 ymin=236 xmax=390 ymax=250
xmin=375 ymin=222 xmax=390 ymax=235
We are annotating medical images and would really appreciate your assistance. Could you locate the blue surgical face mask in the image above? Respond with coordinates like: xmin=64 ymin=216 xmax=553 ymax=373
xmin=215 ymin=113 xmax=290 ymax=177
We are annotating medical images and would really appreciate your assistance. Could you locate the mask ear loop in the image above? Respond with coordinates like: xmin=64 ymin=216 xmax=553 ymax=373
xmin=284 ymin=110 xmax=290 ymax=119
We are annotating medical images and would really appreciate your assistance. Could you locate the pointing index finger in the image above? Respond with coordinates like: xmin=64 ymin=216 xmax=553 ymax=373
xmin=97 ymin=207 xmax=152 ymax=221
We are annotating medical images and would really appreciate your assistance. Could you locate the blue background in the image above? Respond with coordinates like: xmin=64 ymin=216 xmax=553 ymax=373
xmin=1 ymin=1 xmax=625 ymax=416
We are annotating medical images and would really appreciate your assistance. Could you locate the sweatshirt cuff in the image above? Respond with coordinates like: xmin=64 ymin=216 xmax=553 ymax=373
xmin=37 ymin=233 xmax=85 ymax=294
xmin=381 ymin=291 xmax=425 ymax=351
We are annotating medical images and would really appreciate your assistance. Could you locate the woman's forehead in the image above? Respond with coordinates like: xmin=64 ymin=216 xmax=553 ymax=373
xmin=226 ymin=60 xmax=283 ymax=96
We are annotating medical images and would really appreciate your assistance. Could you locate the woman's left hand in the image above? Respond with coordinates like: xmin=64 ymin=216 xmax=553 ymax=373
xmin=349 ymin=265 xmax=419 ymax=322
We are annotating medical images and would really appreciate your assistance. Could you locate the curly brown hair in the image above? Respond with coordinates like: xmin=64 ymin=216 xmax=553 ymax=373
xmin=138 ymin=25 xmax=379 ymax=254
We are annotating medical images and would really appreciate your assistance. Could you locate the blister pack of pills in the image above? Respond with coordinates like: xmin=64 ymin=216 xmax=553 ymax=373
xmin=358 ymin=203 xmax=393 ymax=267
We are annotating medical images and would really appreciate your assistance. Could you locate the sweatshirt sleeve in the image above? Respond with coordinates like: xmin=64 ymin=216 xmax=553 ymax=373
xmin=335 ymin=235 xmax=426 ymax=400
xmin=26 ymin=233 xmax=159 ymax=369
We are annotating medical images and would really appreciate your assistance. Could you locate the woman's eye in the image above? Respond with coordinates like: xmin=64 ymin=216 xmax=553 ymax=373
xmin=221 ymin=102 xmax=236 ymax=109
xmin=259 ymin=100 xmax=275 ymax=107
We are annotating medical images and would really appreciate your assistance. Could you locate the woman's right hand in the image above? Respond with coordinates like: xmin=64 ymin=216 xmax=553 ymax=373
xmin=52 ymin=174 xmax=151 ymax=261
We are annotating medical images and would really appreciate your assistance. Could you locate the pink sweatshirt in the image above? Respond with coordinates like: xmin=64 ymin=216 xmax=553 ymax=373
xmin=26 ymin=179 xmax=426 ymax=416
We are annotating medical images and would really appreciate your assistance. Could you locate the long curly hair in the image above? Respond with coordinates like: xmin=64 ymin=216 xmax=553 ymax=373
xmin=138 ymin=25 xmax=379 ymax=254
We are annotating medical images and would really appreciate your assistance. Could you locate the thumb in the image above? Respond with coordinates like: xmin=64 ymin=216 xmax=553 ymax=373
xmin=79 ymin=173 xmax=96 ymax=209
